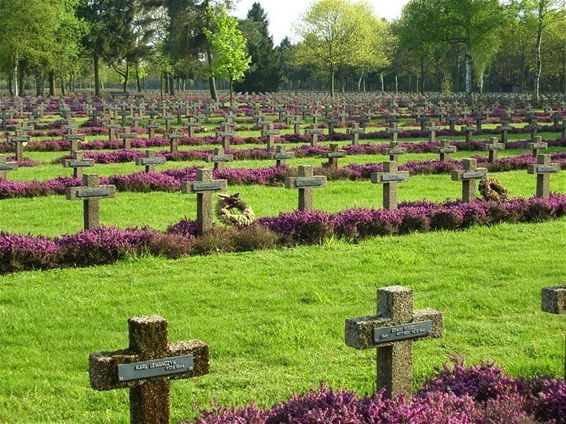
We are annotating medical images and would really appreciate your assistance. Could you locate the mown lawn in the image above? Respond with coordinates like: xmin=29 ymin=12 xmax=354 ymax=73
xmin=1 ymin=219 xmax=565 ymax=422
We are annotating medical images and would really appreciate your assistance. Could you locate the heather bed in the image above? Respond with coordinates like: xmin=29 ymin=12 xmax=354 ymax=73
xmin=1 ymin=219 xmax=565 ymax=422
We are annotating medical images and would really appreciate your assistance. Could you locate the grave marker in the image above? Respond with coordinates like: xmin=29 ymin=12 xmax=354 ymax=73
xmin=345 ymin=286 xmax=443 ymax=398
xmin=485 ymin=137 xmax=505 ymax=163
xmin=0 ymin=154 xmax=17 ymax=180
xmin=181 ymin=169 xmax=228 ymax=234
xmin=386 ymin=141 xmax=407 ymax=161
xmin=541 ymin=286 xmax=566 ymax=378
xmin=118 ymin=128 xmax=136 ymax=150
xmin=438 ymin=140 xmax=457 ymax=162
xmin=136 ymin=150 xmax=166 ymax=173
xmin=89 ymin=315 xmax=209 ymax=424
xmin=348 ymin=123 xmax=365 ymax=146
xmin=371 ymin=161 xmax=409 ymax=210
xmin=284 ymin=165 xmax=327 ymax=211
xmin=66 ymin=174 xmax=116 ymax=230
xmin=270 ymin=146 xmax=294 ymax=167
xmin=64 ymin=151 xmax=94 ymax=179
xmin=64 ymin=134 xmax=86 ymax=153
xmin=205 ymin=147 xmax=233 ymax=171
xmin=528 ymin=154 xmax=560 ymax=199
xmin=497 ymin=124 xmax=513 ymax=144
xmin=9 ymin=136 xmax=29 ymax=161
xmin=168 ymin=133 xmax=183 ymax=154
xmin=451 ymin=159 xmax=487 ymax=202
xmin=306 ymin=128 xmax=323 ymax=146
xmin=322 ymin=144 xmax=345 ymax=169
xmin=529 ymin=136 xmax=548 ymax=158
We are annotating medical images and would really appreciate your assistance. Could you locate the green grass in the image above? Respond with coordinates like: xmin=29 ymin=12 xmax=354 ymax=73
xmin=3 ymin=170 xmax=566 ymax=237
xmin=1 ymin=220 xmax=565 ymax=422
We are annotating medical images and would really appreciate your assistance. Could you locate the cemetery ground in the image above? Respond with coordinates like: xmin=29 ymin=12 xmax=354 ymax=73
xmin=1 ymin=220 xmax=566 ymax=422
xmin=2 ymin=104 xmax=566 ymax=422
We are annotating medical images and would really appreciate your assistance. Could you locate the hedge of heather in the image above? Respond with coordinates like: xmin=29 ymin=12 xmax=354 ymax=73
xmin=4 ymin=152 xmax=566 ymax=200
xmin=180 ymin=359 xmax=566 ymax=423
xmin=2 ymin=195 xmax=566 ymax=273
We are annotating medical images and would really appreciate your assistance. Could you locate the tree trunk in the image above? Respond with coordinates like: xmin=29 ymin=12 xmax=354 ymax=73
xmin=465 ymin=43 xmax=473 ymax=96
xmin=330 ymin=68 xmax=335 ymax=97
xmin=533 ymin=2 xmax=544 ymax=105
xmin=18 ymin=62 xmax=25 ymax=96
xmin=12 ymin=60 xmax=18 ymax=97
xmin=48 ymin=71 xmax=55 ymax=96
xmin=395 ymin=75 xmax=399 ymax=93
xmin=60 ymin=78 xmax=66 ymax=96
xmin=380 ymin=72 xmax=385 ymax=92
xmin=94 ymin=53 xmax=101 ymax=97
xmin=229 ymin=77 xmax=233 ymax=106
xmin=206 ymin=44 xmax=218 ymax=101
xmin=358 ymin=72 xmax=363 ymax=92
xmin=35 ymin=74 xmax=42 ymax=96
xmin=123 ymin=62 xmax=129 ymax=92
xmin=136 ymin=64 xmax=142 ymax=92
xmin=479 ymin=71 xmax=484 ymax=95
xmin=420 ymin=55 xmax=425 ymax=93
xmin=169 ymin=74 xmax=175 ymax=96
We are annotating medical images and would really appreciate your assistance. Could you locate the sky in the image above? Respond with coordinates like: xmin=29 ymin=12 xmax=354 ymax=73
xmin=234 ymin=0 xmax=410 ymax=45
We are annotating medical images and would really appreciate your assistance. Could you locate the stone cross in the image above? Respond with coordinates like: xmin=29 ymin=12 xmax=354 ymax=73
xmin=217 ymin=129 xmax=234 ymax=150
xmin=306 ymin=128 xmax=323 ymax=146
xmin=107 ymin=124 xmax=121 ymax=142
xmin=136 ymin=150 xmax=166 ymax=173
xmin=348 ymin=123 xmax=365 ymax=146
xmin=438 ymin=140 xmax=457 ymax=162
xmin=386 ymin=141 xmax=407 ymax=161
xmin=388 ymin=127 xmax=400 ymax=143
xmin=426 ymin=126 xmax=441 ymax=143
xmin=186 ymin=120 xmax=199 ymax=138
xmin=181 ymin=169 xmax=228 ymax=235
xmin=270 ymin=146 xmax=294 ymax=167
xmin=284 ymin=166 xmax=327 ymax=211
xmin=551 ymin=111 xmax=562 ymax=126
xmin=462 ymin=126 xmax=476 ymax=143
xmin=146 ymin=123 xmax=160 ymax=139
xmin=118 ymin=128 xmax=136 ymax=150
xmin=168 ymin=133 xmax=183 ymax=154
xmin=205 ymin=147 xmax=233 ymax=171
xmin=371 ymin=161 xmax=409 ymax=210
xmin=485 ymin=137 xmax=505 ymax=163
xmin=448 ymin=115 xmax=458 ymax=131
xmin=89 ymin=316 xmax=209 ymax=424
xmin=64 ymin=151 xmax=94 ymax=179
xmin=474 ymin=113 xmax=485 ymax=130
xmin=529 ymin=136 xmax=548 ymax=158
xmin=264 ymin=126 xmax=280 ymax=151
xmin=322 ymin=144 xmax=345 ymax=169
xmin=451 ymin=159 xmax=487 ymax=202
xmin=293 ymin=118 xmax=303 ymax=135
xmin=541 ymin=286 xmax=566 ymax=378
xmin=498 ymin=124 xmax=513 ymax=144
xmin=0 ymin=154 xmax=18 ymax=180
xmin=528 ymin=154 xmax=560 ymax=199
xmin=345 ymin=286 xmax=443 ymax=399
xmin=66 ymin=174 xmax=117 ymax=230
xmin=327 ymin=118 xmax=338 ymax=136
xmin=10 ymin=136 xmax=29 ymax=161
xmin=64 ymin=134 xmax=86 ymax=153
xmin=562 ymin=120 xmax=566 ymax=140
xmin=529 ymin=123 xmax=542 ymax=142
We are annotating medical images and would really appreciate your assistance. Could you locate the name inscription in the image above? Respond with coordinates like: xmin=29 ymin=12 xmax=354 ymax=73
xmin=296 ymin=178 xmax=324 ymax=188
xmin=0 ymin=164 xmax=17 ymax=171
xmin=537 ymin=165 xmax=558 ymax=173
xmin=374 ymin=320 xmax=433 ymax=344
xmin=118 ymin=354 xmax=194 ymax=382
xmin=462 ymin=171 xmax=485 ymax=179
xmin=273 ymin=153 xmax=293 ymax=160
xmin=380 ymin=173 xmax=409 ymax=182
xmin=191 ymin=182 xmax=223 ymax=192
xmin=77 ymin=188 xmax=112 ymax=198
xmin=67 ymin=160 xmax=93 ymax=168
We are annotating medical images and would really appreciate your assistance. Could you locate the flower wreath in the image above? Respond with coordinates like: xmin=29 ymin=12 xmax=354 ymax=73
xmin=216 ymin=193 xmax=255 ymax=227
xmin=479 ymin=178 xmax=509 ymax=202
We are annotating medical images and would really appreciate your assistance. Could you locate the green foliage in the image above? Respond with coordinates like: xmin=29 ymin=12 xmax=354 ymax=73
xmin=203 ymin=5 xmax=251 ymax=104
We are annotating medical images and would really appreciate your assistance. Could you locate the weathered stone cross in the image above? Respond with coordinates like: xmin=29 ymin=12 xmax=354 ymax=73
xmin=136 ymin=150 xmax=166 ymax=173
xmin=118 ymin=128 xmax=136 ymax=150
xmin=168 ymin=133 xmax=183 ymax=154
xmin=285 ymin=165 xmax=327 ymax=211
xmin=485 ymin=137 xmax=505 ymax=163
xmin=438 ymin=140 xmax=457 ymax=162
xmin=371 ymin=161 xmax=410 ymax=210
xmin=9 ymin=136 xmax=29 ymax=162
xmin=206 ymin=147 xmax=233 ymax=171
xmin=529 ymin=136 xmax=548 ymax=158
xmin=270 ymin=146 xmax=294 ymax=168
xmin=64 ymin=134 xmax=86 ymax=153
xmin=181 ymin=169 xmax=228 ymax=234
xmin=461 ymin=125 xmax=476 ymax=143
xmin=64 ymin=151 xmax=94 ymax=179
xmin=306 ymin=128 xmax=323 ymax=146
xmin=345 ymin=286 xmax=443 ymax=399
xmin=66 ymin=174 xmax=117 ymax=230
xmin=528 ymin=154 xmax=560 ymax=199
xmin=541 ymin=286 xmax=566 ymax=378
xmin=322 ymin=144 xmax=345 ymax=169
xmin=497 ymin=124 xmax=513 ymax=144
xmin=89 ymin=316 xmax=209 ymax=424
xmin=386 ymin=141 xmax=407 ymax=161
xmin=348 ymin=123 xmax=365 ymax=146
xmin=451 ymin=159 xmax=487 ymax=202
xmin=0 ymin=154 xmax=18 ymax=180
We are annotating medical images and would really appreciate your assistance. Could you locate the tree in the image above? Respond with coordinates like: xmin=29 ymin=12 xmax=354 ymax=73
xmin=234 ymin=2 xmax=282 ymax=93
xmin=296 ymin=0 xmax=373 ymax=96
xmin=203 ymin=5 xmax=251 ymax=105
xmin=528 ymin=0 xmax=566 ymax=103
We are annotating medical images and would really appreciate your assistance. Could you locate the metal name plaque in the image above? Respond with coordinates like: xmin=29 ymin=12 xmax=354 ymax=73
xmin=0 ymin=164 xmax=16 ymax=171
xmin=77 ymin=188 xmax=111 ymax=198
xmin=211 ymin=156 xmax=231 ymax=162
xmin=381 ymin=174 xmax=408 ymax=182
xmin=296 ymin=178 xmax=324 ymax=188
xmin=118 ymin=355 xmax=194 ymax=382
xmin=374 ymin=321 xmax=433 ymax=344
xmin=327 ymin=152 xmax=345 ymax=158
xmin=439 ymin=148 xmax=456 ymax=154
xmin=69 ymin=160 xmax=93 ymax=167
xmin=143 ymin=159 xmax=165 ymax=165
xmin=462 ymin=171 xmax=485 ymax=179
xmin=537 ymin=165 xmax=558 ymax=173
xmin=387 ymin=148 xmax=405 ymax=155
xmin=192 ymin=182 xmax=223 ymax=192
xmin=274 ymin=153 xmax=293 ymax=160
